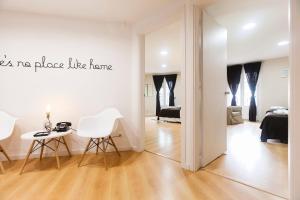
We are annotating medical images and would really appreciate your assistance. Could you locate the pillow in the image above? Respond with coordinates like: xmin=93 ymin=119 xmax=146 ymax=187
xmin=274 ymin=109 xmax=288 ymax=115
xmin=270 ymin=106 xmax=287 ymax=110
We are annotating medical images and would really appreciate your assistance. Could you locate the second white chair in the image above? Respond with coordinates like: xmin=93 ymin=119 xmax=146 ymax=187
xmin=77 ymin=108 xmax=123 ymax=169
xmin=0 ymin=111 xmax=17 ymax=173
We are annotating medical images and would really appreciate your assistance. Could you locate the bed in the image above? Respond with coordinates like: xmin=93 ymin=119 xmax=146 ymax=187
xmin=158 ymin=106 xmax=181 ymax=123
xmin=260 ymin=107 xmax=288 ymax=143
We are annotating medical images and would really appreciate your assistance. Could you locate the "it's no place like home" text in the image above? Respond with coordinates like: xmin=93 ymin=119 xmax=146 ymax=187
xmin=0 ymin=55 xmax=113 ymax=72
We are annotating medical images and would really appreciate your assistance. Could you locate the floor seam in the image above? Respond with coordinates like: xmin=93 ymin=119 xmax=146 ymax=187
xmin=203 ymin=168 xmax=288 ymax=200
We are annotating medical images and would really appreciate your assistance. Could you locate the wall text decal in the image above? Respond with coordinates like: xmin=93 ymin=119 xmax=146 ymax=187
xmin=0 ymin=55 xmax=113 ymax=72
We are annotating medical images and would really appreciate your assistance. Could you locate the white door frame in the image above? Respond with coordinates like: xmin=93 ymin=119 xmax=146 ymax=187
xmin=134 ymin=1 xmax=205 ymax=172
xmin=182 ymin=2 xmax=202 ymax=171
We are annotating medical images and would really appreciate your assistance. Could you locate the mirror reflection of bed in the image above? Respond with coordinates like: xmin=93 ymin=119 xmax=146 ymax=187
xmin=144 ymin=75 xmax=182 ymax=162
xmin=144 ymin=20 xmax=182 ymax=162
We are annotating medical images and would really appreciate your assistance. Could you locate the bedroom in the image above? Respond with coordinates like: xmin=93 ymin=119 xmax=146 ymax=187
xmin=204 ymin=0 xmax=289 ymax=199
xmin=144 ymin=19 xmax=183 ymax=162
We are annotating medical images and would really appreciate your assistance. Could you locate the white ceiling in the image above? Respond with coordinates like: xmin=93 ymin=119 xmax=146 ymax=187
xmin=206 ymin=0 xmax=289 ymax=65
xmin=145 ymin=0 xmax=289 ymax=74
xmin=145 ymin=20 xmax=182 ymax=74
xmin=0 ymin=0 xmax=288 ymax=66
xmin=0 ymin=0 xmax=179 ymax=23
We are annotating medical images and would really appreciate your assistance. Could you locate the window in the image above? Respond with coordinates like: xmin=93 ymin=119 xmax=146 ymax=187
xmin=227 ymin=84 xmax=241 ymax=106
xmin=165 ymin=84 xmax=170 ymax=106
xmin=227 ymin=71 xmax=257 ymax=107
xmin=243 ymin=72 xmax=257 ymax=107
xmin=159 ymin=80 xmax=170 ymax=107
xmin=159 ymin=87 xmax=165 ymax=107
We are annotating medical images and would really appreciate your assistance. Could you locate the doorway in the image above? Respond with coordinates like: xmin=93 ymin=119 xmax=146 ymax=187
xmin=143 ymin=19 xmax=183 ymax=162
xmin=203 ymin=1 xmax=289 ymax=198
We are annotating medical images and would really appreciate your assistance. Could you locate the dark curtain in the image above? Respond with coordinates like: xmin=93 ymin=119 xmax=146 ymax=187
xmin=153 ymin=75 xmax=165 ymax=116
xmin=227 ymin=65 xmax=243 ymax=106
xmin=244 ymin=62 xmax=262 ymax=122
xmin=165 ymin=74 xmax=177 ymax=106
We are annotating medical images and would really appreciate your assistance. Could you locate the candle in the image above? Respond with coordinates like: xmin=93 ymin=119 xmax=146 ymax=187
xmin=46 ymin=104 xmax=51 ymax=119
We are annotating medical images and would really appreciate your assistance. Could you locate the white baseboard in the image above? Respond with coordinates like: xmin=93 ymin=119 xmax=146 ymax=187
xmin=0 ymin=145 xmax=133 ymax=161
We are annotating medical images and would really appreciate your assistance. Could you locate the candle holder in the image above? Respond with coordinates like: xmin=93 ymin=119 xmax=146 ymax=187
xmin=44 ymin=105 xmax=52 ymax=132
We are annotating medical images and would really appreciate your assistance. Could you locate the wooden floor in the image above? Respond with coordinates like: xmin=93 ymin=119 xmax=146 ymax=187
xmin=205 ymin=122 xmax=288 ymax=199
xmin=144 ymin=117 xmax=181 ymax=161
xmin=0 ymin=151 xmax=285 ymax=200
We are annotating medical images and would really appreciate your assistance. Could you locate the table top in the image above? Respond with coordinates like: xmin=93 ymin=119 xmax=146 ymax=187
xmin=21 ymin=130 xmax=72 ymax=140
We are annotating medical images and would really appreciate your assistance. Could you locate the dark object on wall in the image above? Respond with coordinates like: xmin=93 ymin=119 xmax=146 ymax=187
xmin=227 ymin=65 xmax=242 ymax=106
xmin=260 ymin=109 xmax=288 ymax=143
xmin=244 ymin=62 xmax=261 ymax=122
xmin=158 ymin=106 xmax=181 ymax=120
xmin=153 ymin=75 xmax=165 ymax=117
xmin=165 ymin=74 xmax=177 ymax=106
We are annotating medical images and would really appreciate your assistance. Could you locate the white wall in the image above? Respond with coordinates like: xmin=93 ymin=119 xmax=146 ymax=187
xmin=257 ymin=57 xmax=289 ymax=120
xmin=144 ymin=74 xmax=181 ymax=116
xmin=0 ymin=11 xmax=140 ymax=159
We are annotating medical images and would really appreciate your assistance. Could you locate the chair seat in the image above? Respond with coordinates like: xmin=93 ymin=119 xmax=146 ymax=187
xmin=0 ymin=135 xmax=9 ymax=141
xmin=77 ymin=132 xmax=110 ymax=138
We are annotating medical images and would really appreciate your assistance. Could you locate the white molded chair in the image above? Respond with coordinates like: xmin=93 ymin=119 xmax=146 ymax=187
xmin=77 ymin=108 xmax=123 ymax=169
xmin=0 ymin=111 xmax=17 ymax=173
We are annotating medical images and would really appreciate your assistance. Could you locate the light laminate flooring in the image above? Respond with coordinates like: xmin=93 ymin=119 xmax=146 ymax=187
xmin=144 ymin=117 xmax=181 ymax=162
xmin=0 ymin=151 xmax=285 ymax=200
xmin=204 ymin=122 xmax=288 ymax=199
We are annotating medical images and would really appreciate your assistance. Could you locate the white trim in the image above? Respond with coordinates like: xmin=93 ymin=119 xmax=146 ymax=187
xmin=0 ymin=146 xmax=133 ymax=161
xmin=182 ymin=2 xmax=201 ymax=171
xmin=289 ymin=0 xmax=298 ymax=199
xmin=131 ymin=33 xmax=145 ymax=152
xmin=145 ymin=72 xmax=181 ymax=76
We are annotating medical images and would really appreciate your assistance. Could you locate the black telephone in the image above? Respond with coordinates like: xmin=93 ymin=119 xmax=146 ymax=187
xmin=53 ymin=122 xmax=72 ymax=132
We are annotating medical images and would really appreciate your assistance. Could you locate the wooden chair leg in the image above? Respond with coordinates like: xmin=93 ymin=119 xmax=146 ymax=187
xmin=96 ymin=138 xmax=100 ymax=155
xmin=62 ymin=136 xmax=72 ymax=157
xmin=54 ymin=140 xmax=60 ymax=169
xmin=0 ymin=161 xmax=5 ymax=174
xmin=78 ymin=138 xmax=92 ymax=167
xmin=19 ymin=140 xmax=36 ymax=175
xmin=109 ymin=136 xmax=121 ymax=156
xmin=40 ymin=139 xmax=45 ymax=161
xmin=102 ymin=138 xmax=108 ymax=170
xmin=0 ymin=144 xmax=11 ymax=162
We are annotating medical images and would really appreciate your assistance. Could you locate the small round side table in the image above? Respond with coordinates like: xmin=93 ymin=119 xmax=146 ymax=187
xmin=19 ymin=130 xmax=72 ymax=174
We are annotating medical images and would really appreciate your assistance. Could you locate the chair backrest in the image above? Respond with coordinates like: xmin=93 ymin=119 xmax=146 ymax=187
xmin=227 ymin=106 xmax=242 ymax=113
xmin=0 ymin=111 xmax=17 ymax=140
xmin=77 ymin=108 xmax=123 ymax=138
